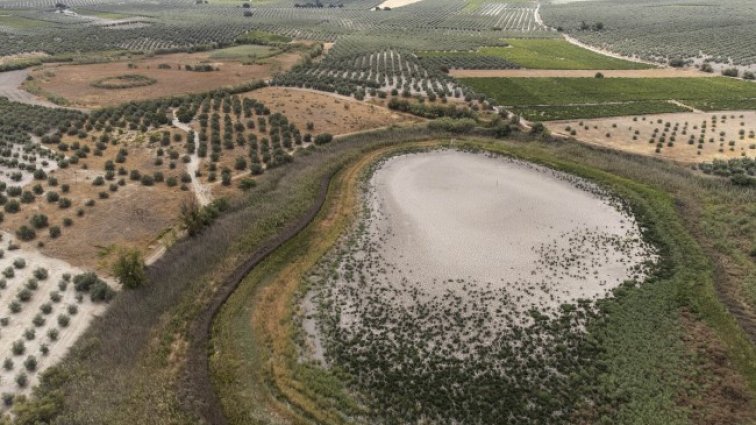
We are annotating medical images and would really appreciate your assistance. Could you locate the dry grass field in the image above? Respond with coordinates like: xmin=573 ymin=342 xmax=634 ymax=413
xmin=549 ymin=110 xmax=756 ymax=163
xmin=25 ymin=51 xmax=303 ymax=108
xmin=245 ymin=87 xmax=422 ymax=136
xmin=0 ymin=126 xmax=193 ymax=271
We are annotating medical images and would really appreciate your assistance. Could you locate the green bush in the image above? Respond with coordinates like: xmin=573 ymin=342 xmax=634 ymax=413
xmin=12 ymin=340 xmax=24 ymax=356
xmin=49 ymin=226 xmax=61 ymax=239
xmin=30 ymin=214 xmax=48 ymax=229
xmin=16 ymin=225 xmax=36 ymax=241
xmin=73 ymin=272 xmax=101 ymax=292
xmin=90 ymin=280 xmax=115 ymax=302
xmin=427 ymin=118 xmax=476 ymax=133
xmin=112 ymin=249 xmax=146 ymax=290
xmin=314 ymin=133 xmax=334 ymax=145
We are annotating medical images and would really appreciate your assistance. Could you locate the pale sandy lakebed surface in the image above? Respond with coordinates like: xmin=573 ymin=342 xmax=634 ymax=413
xmin=301 ymin=150 xmax=656 ymax=363
xmin=367 ymin=150 xmax=652 ymax=308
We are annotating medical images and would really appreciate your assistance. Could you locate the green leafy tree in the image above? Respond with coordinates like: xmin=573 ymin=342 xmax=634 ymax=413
xmin=112 ymin=249 xmax=146 ymax=289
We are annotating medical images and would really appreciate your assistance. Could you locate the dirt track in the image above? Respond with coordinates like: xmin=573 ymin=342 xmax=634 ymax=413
xmin=0 ymin=69 xmax=61 ymax=108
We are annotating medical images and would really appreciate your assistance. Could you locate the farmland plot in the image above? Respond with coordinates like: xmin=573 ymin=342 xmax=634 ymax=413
xmin=27 ymin=49 xmax=304 ymax=108
xmin=549 ymin=110 xmax=756 ymax=163
xmin=273 ymin=47 xmax=472 ymax=99
xmin=419 ymin=38 xmax=650 ymax=71
xmin=0 ymin=235 xmax=112 ymax=400
xmin=463 ymin=77 xmax=756 ymax=120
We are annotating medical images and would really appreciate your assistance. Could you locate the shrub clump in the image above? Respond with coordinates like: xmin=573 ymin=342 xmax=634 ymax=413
xmin=112 ymin=249 xmax=146 ymax=289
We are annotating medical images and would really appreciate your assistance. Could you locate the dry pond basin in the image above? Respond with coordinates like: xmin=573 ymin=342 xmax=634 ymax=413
xmin=301 ymin=149 xmax=658 ymax=424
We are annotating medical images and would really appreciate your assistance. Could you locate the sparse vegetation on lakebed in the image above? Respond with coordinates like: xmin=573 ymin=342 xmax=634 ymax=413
xmin=304 ymin=150 xmax=656 ymax=424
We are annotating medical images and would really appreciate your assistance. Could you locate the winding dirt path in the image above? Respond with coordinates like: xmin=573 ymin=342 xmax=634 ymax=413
xmin=172 ymin=110 xmax=212 ymax=207
xmin=0 ymin=69 xmax=63 ymax=108
xmin=531 ymin=2 xmax=659 ymax=68
xmin=560 ymin=34 xmax=660 ymax=67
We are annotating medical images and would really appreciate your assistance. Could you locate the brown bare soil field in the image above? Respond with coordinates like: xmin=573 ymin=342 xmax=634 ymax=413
xmin=1 ymin=129 xmax=192 ymax=271
xmin=450 ymin=68 xmax=716 ymax=78
xmin=245 ymin=87 xmax=422 ymax=135
xmin=548 ymin=110 xmax=756 ymax=163
xmin=26 ymin=51 xmax=303 ymax=108
xmin=36 ymin=183 xmax=187 ymax=271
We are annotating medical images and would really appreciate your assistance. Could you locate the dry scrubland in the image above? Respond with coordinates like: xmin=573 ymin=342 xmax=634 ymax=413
xmin=25 ymin=50 xmax=303 ymax=108
xmin=549 ymin=111 xmax=756 ymax=163
xmin=244 ymin=87 xmax=421 ymax=136
xmin=0 ymin=127 xmax=191 ymax=271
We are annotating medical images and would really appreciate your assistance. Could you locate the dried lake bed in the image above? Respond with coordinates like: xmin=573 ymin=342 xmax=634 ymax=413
xmin=301 ymin=149 xmax=658 ymax=423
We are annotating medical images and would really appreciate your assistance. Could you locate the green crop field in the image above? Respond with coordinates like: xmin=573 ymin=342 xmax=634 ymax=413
xmin=418 ymin=38 xmax=652 ymax=71
xmin=76 ymin=9 xmax=135 ymax=20
xmin=0 ymin=13 xmax=56 ymax=30
xmin=463 ymin=76 xmax=756 ymax=119
xmin=208 ymin=44 xmax=279 ymax=60
xmin=236 ymin=29 xmax=292 ymax=45
xmin=479 ymin=39 xmax=652 ymax=70
xmin=420 ymin=38 xmax=650 ymax=70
